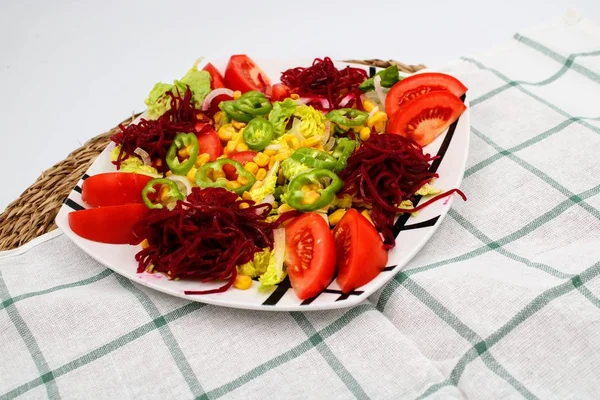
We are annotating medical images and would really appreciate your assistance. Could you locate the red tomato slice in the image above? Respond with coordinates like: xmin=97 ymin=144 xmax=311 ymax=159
xmin=385 ymin=72 xmax=467 ymax=118
xmin=203 ymin=63 xmax=226 ymax=89
xmin=223 ymin=151 xmax=258 ymax=180
xmin=224 ymin=55 xmax=272 ymax=94
xmin=196 ymin=128 xmax=223 ymax=161
xmin=81 ymin=173 xmax=153 ymax=207
xmin=68 ymin=203 xmax=149 ymax=244
xmin=271 ymin=83 xmax=291 ymax=102
xmin=387 ymin=91 xmax=466 ymax=147
xmin=333 ymin=209 xmax=388 ymax=293
xmin=285 ymin=213 xmax=336 ymax=299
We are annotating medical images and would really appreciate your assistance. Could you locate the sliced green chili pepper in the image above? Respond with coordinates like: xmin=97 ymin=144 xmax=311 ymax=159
xmin=195 ymin=159 xmax=255 ymax=195
xmin=287 ymin=169 xmax=343 ymax=211
xmin=291 ymin=148 xmax=337 ymax=170
xmin=359 ymin=65 xmax=402 ymax=92
xmin=332 ymin=138 xmax=357 ymax=173
xmin=220 ymin=91 xmax=273 ymax=123
xmin=243 ymin=117 xmax=274 ymax=151
xmin=166 ymin=133 xmax=199 ymax=175
xmin=142 ymin=178 xmax=184 ymax=209
xmin=325 ymin=108 xmax=368 ymax=127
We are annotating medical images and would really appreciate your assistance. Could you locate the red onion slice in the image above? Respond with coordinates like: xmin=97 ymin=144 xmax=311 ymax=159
xmin=201 ymin=88 xmax=234 ymax=111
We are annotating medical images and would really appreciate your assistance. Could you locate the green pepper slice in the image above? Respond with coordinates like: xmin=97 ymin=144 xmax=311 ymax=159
xmin=291 ymin=148 xmax=337 ymax=170
xmin=325 ymin=108 xmax=368 ymax=127
xmin=220 ymin=91 xmax=273 ymax=123
xmin=195 ymin=159 xmax=255 ymax=195
xmin=220 ymin=101 xmax=253 ymax=122
xmin=243 ymin=117 xmax=274 ymax=151
xmin=287 ymin=169 xmax=343 ymax=211
xmin=142 ymin=178 xmax=185 ymax=209
xmin=359 ymin=65 xmax=401 ymax=92
xmin=332 ymin=138 xmax=357 ymax=173
xmin=166 ymin=133 xmax=199 ymax=175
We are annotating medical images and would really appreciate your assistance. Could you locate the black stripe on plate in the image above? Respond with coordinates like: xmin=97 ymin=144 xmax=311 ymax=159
xmin=369 ymin=66 xmax=376 ymax=77
xmin=400 ymin=216 xmax=440 ymax=232
xmin=82 ymin=174 xmax=91 ymax=181
xmin=392 ymin=94 xmax=465 ymax=238
xmin=382 ymin=265 xmax=397 ymax=272
xmin=301 ymin=288 xmax=364 ymax=305
xmin=262 ymin=278 xmax=291 ymax=306
xmin=63 ymin=198 xmax=85 ymax=211
xmin=73 ymin=185 xmax=82 ymax=194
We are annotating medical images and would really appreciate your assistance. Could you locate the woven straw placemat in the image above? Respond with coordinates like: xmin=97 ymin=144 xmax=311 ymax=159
xmin=0 ymin=60 xmax=425 ymax=251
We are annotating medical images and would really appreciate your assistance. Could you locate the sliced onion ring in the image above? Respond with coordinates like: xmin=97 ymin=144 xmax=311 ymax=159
xmin=374 ymin=75 xmax=385 ymax=111
xmin=201 ymin=88 xmax=234 ymax=111
xmin=166 ymin=175 xmax=193 ymax=197
xmin=338 ymin=93 xmax=355 ymax=108
xmin=134 ymin=147 xmax=151 ymax=166
xmin=324 ymin=135 xmax=336 ymax=151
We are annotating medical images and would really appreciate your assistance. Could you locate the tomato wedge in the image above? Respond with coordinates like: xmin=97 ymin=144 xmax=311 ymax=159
xmin=333 ymin=209 xmax=388 ymax=293
xmin=224 ymin=55 xmax=272 ymax=94
xmin=387 ymin=91 xmax=466 ymax=147
xmin=271 ymin=83 xmax=291 ymax=102
xmin=203 ymin=63 xmax=226 ymax=89
xmin=81 ymin=172 xmax=153 ymax=207
xmin=285 ymin=212 xmax=336 ymax=299
xmin=196 ymin=127 xmax=223 ymax=161
xmin=385 ymin=72 xmax=467 ymax=118
xmin=223 ymin=151 xmax=257 ymax=180
xmin=68 ymin=203 xmax=149 ymax=244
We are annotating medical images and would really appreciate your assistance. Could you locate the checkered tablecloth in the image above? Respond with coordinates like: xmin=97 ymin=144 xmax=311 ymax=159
xmin=2 ymin=10 xmax=600 ymax=400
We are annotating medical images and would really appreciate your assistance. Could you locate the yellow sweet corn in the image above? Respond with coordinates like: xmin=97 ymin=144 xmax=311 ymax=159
xmin=278 ymin=203 xmax=295 ymax=215
xmin=361 ymin=209 xmax=375 ymax=225
xmin=363 ymin=99 xmax=376 ymax=113
xmin=239 ymin=202 xmax=250 ymax=209
xmin=186 ymin=167 xmax=197 ymax=183
xmin=273 ymin=150 xmax=292 ymax=161
xmin=158 ymin=186 xmax=171 ymax=203
xmin=256 ymin=168 xmax=267 ymax=181
xmin=233 ymin=90 xmax=242 ymax=100
xmin=165 ymin=170 xmax=173 ymax=177
xmin=233 ymin=275 xmax=252 ymax=290
xmin=177 ymin=144 xmax=194 ymax=158
xmin=141 ymin=239 xmax=150 ymax=249
xmin=214 ymin=111 xmax=224 ymax=125
xmin=224 ymin=141 xmax=237 ymax=155
xmin=268 ymin=158 xmax=277 ymax=170
xmin=232 ymin=120 xmax=246 ymax=130
xmin=367 ymin=111 xmax=388 ymax=132
xmin=242 ymin=191 xmax=252 ymax=200
xmin=290 ymin=137 xmax=301 ymax=149
xmin=195 ymin=153 xmax=211 ymax=167
xmin=302 ymin=136 xmax=322 ymax=148
xmin=254 ymin=153 xmax=270 ymax=167
xmin=303 ymin=191 xmax=321 ymax=205
xmin=328 ymin=209 xmax=347 ymax=226
xmin=251 ymin=181 xmax=263 ymax=191
xmin=212 ymin=169 xmax=226 ymax=180
xmin=290 ymin=93 xmax=300 ymax=100
xmin=235 ymin=143 xmax=249 ymax=152
xmin=226 ymin=181 xmax=242 ymax=190
xmin=244 ymin=161 xmax=259 ymax=175
xmin=264 ymin=150 xmax=277 ymax=157
xmin=218 ymin=124 xmax=235 ymax=141
xmin=359 ymin=126 xmax=371 ymax=141
xmin=237 ymin=175 xmax=250 ymax=186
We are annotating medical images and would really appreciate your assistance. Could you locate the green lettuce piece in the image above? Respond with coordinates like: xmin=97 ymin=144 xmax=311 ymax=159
xmin=248 ymin=161 xmax=280 ymax=204
xmin=293 ymin=105 xmax=325 ymax=138
xmin=258 ymin=228 xmax=287 ymax=290
xmin=415 ymin=182 xmax=442 ymax=196
xmin=269 ymin=99 xmax=297 ymax=137
xmin=174 ymin=67 xmax=212 ymax=106
xmin=281 ymin=158 xmax=311 ymax=181
xmin=359 ymin=65 xmax=401 ymax=92
xmin=238 ymin=248 xmax=272 ymax=278
xmin=144 ymin=83 xmax=174 ymax=119
xmin=109 ymin=146 xmax=161 ymax=177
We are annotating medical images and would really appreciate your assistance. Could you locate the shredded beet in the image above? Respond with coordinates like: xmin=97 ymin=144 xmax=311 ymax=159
xmin=130 ymin=187 xmax=280 ymax=294
xmin=110 ymin=87 xmax=210 ymax=172
xmin=281 ymin=57 xmax=368 ymax=110
xmin=339 ymin=134 xmax=466 ymax=248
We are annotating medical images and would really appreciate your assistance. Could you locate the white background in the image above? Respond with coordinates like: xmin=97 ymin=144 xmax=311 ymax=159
xmin=0 ymin=0 xmax=599 ymax=212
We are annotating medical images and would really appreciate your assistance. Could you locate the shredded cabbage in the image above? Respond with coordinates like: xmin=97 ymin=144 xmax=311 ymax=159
xmin=248 ymin=161 xmax=280 ymax=204
xmin=293 ymin=105 xmax=325 ymax=138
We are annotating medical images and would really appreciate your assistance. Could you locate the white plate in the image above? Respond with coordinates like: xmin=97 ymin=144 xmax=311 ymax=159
xmin=55 ymin=58 xmax=470 ymax=311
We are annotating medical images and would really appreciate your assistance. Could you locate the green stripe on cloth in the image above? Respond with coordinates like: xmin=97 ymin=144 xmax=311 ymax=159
xmin=290 ymin=312 xmax=370 ymax=400
xmin=0 ymin=269 xmax=113 ymax=312
xmin=115 ymin=276 xmax=204 ymax=398
xmin=0 ymin=303 xmax=205 ymax=400
xmin=377 ymin=183 xmax=600 ymax=311
xmin=514 ymin=34 xmax=600 ymax=84
xmin=417 ymin=262 xmax=600 ymax=399
xmin=198 ymin=304 xmax=375 ymax=400
xmin=0 ymin=270 xmax=60 ymax=400
xmin=397 ymin=277 xmax=537 ymax=398
xmin=577 ymin=285 xmax=600 ymax=310
xmin=462 ymin=57 xmax=600 ymax=135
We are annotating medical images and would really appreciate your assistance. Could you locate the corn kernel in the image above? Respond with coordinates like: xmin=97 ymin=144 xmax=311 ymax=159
xmin=242 ymin=191 xmax=252 ymax=200
xmin=359 ymin=126 xmax=371 ymax=141
xmin=155 ymin=159 xmax=162 ymax=167
xmin=367 ymin=111 xmax=388 ymax=129
xmin=158 ymin=186 xmax=170 ymax=203
xmin=141 ymin=239 xmax=150 ymax=249
xmin=256 ymin=168 xmax=267 ymax=181
xmin=253 ymin=153 xmax=270 ymax=167
xmin=232 ymin=120 xmax=246 ymax=130
xmin=165 ymin=170 xmax=173 ymax=177
xmin=233 ymin=90 xmax=242 ymax=100
xmin=212 ymin=169 xmax=226 ymax=180
xmin=237 ymin=175 xmax=250 ymax=186
xmin=264 ymin=149 xmax=277 ymax=156
xmin=195 ymin=153 xmax=211 ymax=167
xmin=239 ymin=202 xmax=250 ymax=209
xmin=251 ymin=181 xmax=263 ymax=191
xmin=186 ymin=167 xmax=197 ymax=183
xmin=218 ymin=124 xmax=235 ymax=141
xmin=268 ymin=158 xmax=277 ymax=170
xmin=328 ymin=209 xmax=347 ymax=226
xmin=232 ymin=130 xmax=243 ymax=141
xmin=225 ymin=141 xmax=237 ymax=154
xmin=233 ymin=275 xmax=253 ymax=290
xmin=273 ymin=150 xmax=292 ymax=162
xmin=277 ymin=169 xmax=286 ymax=185
xmin=235 ymin=143 xmax=249 ymax=152
xmin=214 ymin=111 xmax=224 ymax=124
xmin=352 ymin=125 xmax=364 ymax=133
xmin=278 ymin=203 xmax=295 ymax=215
xmin=303 ymin=191 xmax=321 ymax=205
xmin=290 ymin=137 xmax=301 ymax=149
xmin=374 ymin=121 xmax=386 ymax=133
xmin=361 ymin=210 xmax=375 ymax=225
xmin=302 ymin=136 xmax=322 ymax=148
xmin=301 ymin=185 xmax=311 ymax=192
xmin=363 ymin=100 xmax=376 ymax=113
xmin=226 ymin=181 xmax=242 ymax=190
xmin=290 ymin=93 xmax=300 ymax=100
xmin=244 ymin=161 xmax=259 ymax=175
